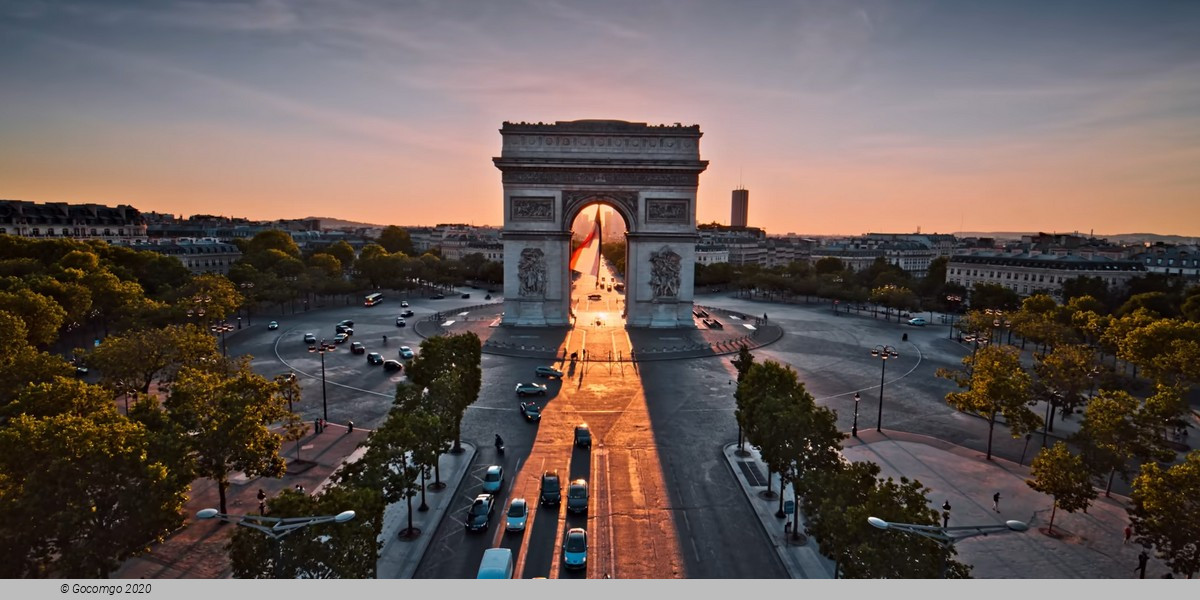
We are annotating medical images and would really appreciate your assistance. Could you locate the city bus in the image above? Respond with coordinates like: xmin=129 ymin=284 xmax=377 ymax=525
xmin=364 ymin=292 xmax=384 ymax=307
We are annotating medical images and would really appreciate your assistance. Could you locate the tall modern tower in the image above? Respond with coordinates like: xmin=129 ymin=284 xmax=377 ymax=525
xmin=731 ymin=187 xmax=749 ymax=227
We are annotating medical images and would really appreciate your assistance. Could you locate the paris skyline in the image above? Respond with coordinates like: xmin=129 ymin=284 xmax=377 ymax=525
xmin=2 ymin=1 xmax=1199 ymax=236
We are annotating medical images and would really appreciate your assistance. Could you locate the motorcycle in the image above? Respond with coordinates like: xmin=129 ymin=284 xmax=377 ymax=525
xmin=494 ymin=435 xmax=505 ymax=455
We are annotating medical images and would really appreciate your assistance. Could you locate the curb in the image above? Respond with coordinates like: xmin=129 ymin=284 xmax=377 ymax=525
xmin=721 ymin=442 xmax=794 ymax=578
xmin=390 ymin=442 xmax=477 ymax=579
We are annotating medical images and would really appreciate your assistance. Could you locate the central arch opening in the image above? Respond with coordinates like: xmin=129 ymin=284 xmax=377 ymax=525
xmin=568 ymin=203 xmax=629 ymax=328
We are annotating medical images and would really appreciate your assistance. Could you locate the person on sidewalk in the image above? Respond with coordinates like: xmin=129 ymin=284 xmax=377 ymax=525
xmin=1135 ymin=551 xmax=1149 ymax=579
xmin=993 ymin=492 xmax=1001 ymax=512
xmin=1124 ymin=525 xmax=1132 ymax=544
xmin=347 ymin=421 xmax=354 ymax=434
xmin=942 ymin=501 xmax=951 ymax=528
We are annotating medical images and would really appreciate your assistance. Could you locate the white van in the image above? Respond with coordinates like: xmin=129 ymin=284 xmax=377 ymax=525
xmin=476 ymin=548 xmax=514 ymax=579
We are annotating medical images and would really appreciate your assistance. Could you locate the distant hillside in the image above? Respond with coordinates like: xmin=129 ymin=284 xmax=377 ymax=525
xmin=956 ymin=231 xmax=1200 ymax=244
xmin=306 ymin=217 xmax=387 ymax=230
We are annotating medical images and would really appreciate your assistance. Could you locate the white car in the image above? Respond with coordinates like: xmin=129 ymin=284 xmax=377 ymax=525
xmin=908 ymin=317 xmax=927 ymax=326
xmin=399 ymin=346 xmax=415 ymax=359
xmin=401 ymin=301 xmax=410 ymax=308
xmin=505 ymin=498 xmax=528 ymax=532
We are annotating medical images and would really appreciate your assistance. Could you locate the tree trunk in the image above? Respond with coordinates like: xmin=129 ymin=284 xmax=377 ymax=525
xmin=1105 ymin=469 xmax=1115 ymax=498
xmin=1048 ymin=502 xmax=1057 ymax=534
xmin=217 ymin=476 xmax=229 ymax=514
xmin=985 ymin=414 xmax=996 ymax=460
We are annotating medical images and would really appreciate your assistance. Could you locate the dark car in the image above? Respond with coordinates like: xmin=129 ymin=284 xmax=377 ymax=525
xmin=515 ymin=382 xmax=548 ymax=397
xmin=350 ymin=341 xmax=365 ymax=354
xmin=382 ymin=359 xmax=403 ymax=372
xmin=520 ymin=401 xmax=541 ymax=422
xmin=567 ymin=479 xmax=589 ymax=514
xmin=367 ymin=352 xmax=384 ymax=365
xmin=574 ymin=424 xmax=592 ymax=448
xmin=540 ymin=470 xmax=561 ymax=506
xmin=336 ymin=325 xmax=355 ymax=336
xmin=303 ymin=333 xmax=317 ymax=344
xmin=535 ymin=366 xmax=564 ymax=379
xmin=337 ymin=319 xmax=354 ymax=327
xmin=461 ymin=293 xmax=471 ymax=299
xmin=430 ymin=293 xmax=445 ymax=299
xmin=465 ymin=493 xmax=495 ymax=531
xmin=401 ymin=309 xmax=414 ymax=318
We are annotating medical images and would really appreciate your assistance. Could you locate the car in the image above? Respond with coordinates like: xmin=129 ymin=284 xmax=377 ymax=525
xmin=430 ymin=293 xmax=445 ymax=299
xmin=461 ymin=293 xmax=471 ymax=299
xmin=561 ymin=528 xmax=587 ymax=569
xmin=334 ymin=333 xmax=348 ymax=344
xmin=567 ymin=479 xmax=588 ymax=514
xmin=515 ymin=382 xmax=548 ymax=397
xmin=574 ymin=424 xmax=592 ymax=448
xmin=74 ymin=365 xmax=89 ymax=378
xmin=400 ymin=301 xmax=409 ymax=308
xmin=481 ymin=465 xmax=504 ymax=493
xmin=382 ymin=359 xmax=403 ymax=372
xmin=395 ymin=318 xmax=406 ymax=327
xmin=337 ymin=319 xmax=354 ymax=327
xmin=278 ymin=372 xmax=297 ymax=383
xmin=505 ymin=498 xmax=528 ymax=532
xmin=908 ymin=317 xmax=927 ymax=326
xmin=367 ymin=352 xmax=384 ymax=365
xmin=399 ymin=346 xmax=415 ymax=359
xmin=401 ymin=309 xmax=414 ymax=318
xmin=303 ymin=333 xmax=317 ymax=344
xmin=520 ymin=401 xmax=542 ymax=422
xmin=336 ymin=324 xmax=355 ymax=336
xmin=350 ymin=341 xmax=365 ymax=354
xmin=268 ymin=321 xmax=279 ymax=330
xmin=535 ymin=366 xmax=564 ymax=379
xmin=587 ymin=293 xmax=602 ymax=301
xmin=540 ymin=471 xmax=561 ymax=506
xmin=465 ymin=493 xmax=495 ymax=531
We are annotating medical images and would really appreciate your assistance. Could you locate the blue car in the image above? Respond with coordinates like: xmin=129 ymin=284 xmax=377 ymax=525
xmin=481 ymin=465 xmax=503 ymax=493
xmin=562 ymin=528 xmax=587 ymax=570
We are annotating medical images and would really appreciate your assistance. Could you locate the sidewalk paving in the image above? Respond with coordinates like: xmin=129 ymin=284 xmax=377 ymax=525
xmin=725 ymin=429 xmax=1174 ymax=579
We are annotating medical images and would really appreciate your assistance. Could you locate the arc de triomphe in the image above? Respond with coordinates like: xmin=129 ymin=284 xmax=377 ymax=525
xmin=495 ymin=120 xmax=708 ymax=328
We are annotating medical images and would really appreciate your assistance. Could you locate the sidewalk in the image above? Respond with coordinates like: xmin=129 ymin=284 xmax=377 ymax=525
xmin=376 ymin=443 xmax=476 ymax=578
xmin=725 ymin=429 xmax=1173 ymax=578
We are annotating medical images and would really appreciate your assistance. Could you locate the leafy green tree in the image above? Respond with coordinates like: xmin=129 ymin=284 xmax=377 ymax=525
xmin=731 ymin=344 xmax=755 ymax=452
xmin=307 ymin=253 xmax=343 ymax=279
xmin=85 ymin=324 xmax=220 ymax=394
xmin=83 ymin=270 xmax=155 ymax=331
xmin=1121 ymin=318 xmax=1200 ymax=388
xmin=814 ymin=257 xmax=846 ymax=275
xmin=166 ymin=363 xmax=293 ymax=513
xmin=0 ymin=311 xmax=73 ymax=407
xmin=937 ymin=345 xmax=1041 ymax=460
xmin=1074 ymin=390 xmax=1173 ymax=497
xmin=228 ymin=484 xmax=382 ymax=579
xmin=1033 ymin=344 xmax=1096 ymax=428
xmin=870 ymin=285 xmax=920 ymax=322
xmin=1127 ymin=450 xmax=1200 ymax=578
xmin=359 ymin=399 xmax=438 ymax=538
xmin=358 ymin=243 xmax=387 ymax=261
xmin=1101 ymin=308 xmax=1157 ymax=372
xmin=1061 ymin=276 xmax=1111 ymax=307
xmin=1026 ymin=442 xmax=1097 ymax=535
xmin=377 ymin=226 xmax=415 ymax=255
xmin=1119 ymin=291 xmax=1177 ymax=318
xmin=406 ymin=332 xmax=481 ymax=452
xmin=0 ymin=408 xmax=188 ymax=577
xmin=969 ymin=282 xmax=1020 ymax=311
xmin=246 ymin=230 xmax=301 ymax=258
xmin=173 ymin=273 xmax=244 ymax=323
xmin=0 ymin=287 xmax=67 ymax=347
xmin=1183 ymin=294 xmax=1200 ymax=322
xmin=325 ymin=241 xmax=357 ymax=273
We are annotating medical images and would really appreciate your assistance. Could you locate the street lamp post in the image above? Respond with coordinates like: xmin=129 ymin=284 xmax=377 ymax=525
xmin=852 ymin=392 xmax=861 ymax=437
xmin=867 ymin=516 xmax=1028 ymax=578
xmin=239 ymin=282 xmax=255 ymax=326
xmin=870 ymin=345 xmax=899 ymax=433
xmin=308 ymin=341 xmax=333 ymax=421
xmin=946 ymin=294 xmax=962 ymax=340
xmin=211 ymin=321 xmax=234 ymax=357
xmin=196 ymin=508 xmax=354 ymax=578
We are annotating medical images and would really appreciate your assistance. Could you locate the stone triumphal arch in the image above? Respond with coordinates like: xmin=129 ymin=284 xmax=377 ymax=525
xmin=495 ymin=120 xmax=708 ymax=328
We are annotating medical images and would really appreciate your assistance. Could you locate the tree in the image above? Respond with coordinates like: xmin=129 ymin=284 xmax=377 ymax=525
xmin=1121 ymin=318 xmax=1200 ymax=388
xmin=85 ymin=324 xmax=221 ymax=394
xmin=1026 ymin=442 xmax=1097 ymax=535
xmin=814 ymin=257 xmax=845 ymax=275
xmin=0 ymin=287 xmax=67 ymax=347
xmin=228 ymin=484 xmax=382 ymax=579
xmin=173 ymin=273 xmax=243 ymax=323
xmin=0 ymin=311 xmax=73 ymax=407
xmin=731 ymin=344 xmax=755 ymax=452
xmin=1119 ymin=291 xmax=1177 ymax=318
xmin=1033 ymin=344 xmax=1096 ymax=428
xmin=359 ymin=400 xmax=438 ymax=538
xmin=1127 ymin=451 xmax=1200 ymax=578
xmin=937 ymin=345 xmax=1041 ymax=460
xmin=969 ymin=283 xmax=1020 ymax=311
xmin=324 ymin=241 xmax=357 ymax=273
xmin=406 ymin=332 xmax=481 ymax=452
xmin=165 ymin=363 xmax=293 ymax=514
xmin=870 ymin=285 xmax=920 ymax=322
xmin=1074 ymin=390 xmax=1173 ymax=497
xmin=0 ymin=408 xmax=188 ymax=577
xmin=246 ymin=230 xmax=301 ymax=258
xmin=1061 ymin=276 xmax=1111 ymax=307
xmin=377 ymin=226 xmax=415 ymax=255
xmin=306 ymin=253 xmax=343 ymax=280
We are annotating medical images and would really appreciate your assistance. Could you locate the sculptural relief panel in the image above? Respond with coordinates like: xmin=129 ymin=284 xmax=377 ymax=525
xmin=510 ymin=197 xmax=555 ymax=221
xmin=517 ymin=247 xmax=547 ymax=297
xmin=649 ymin=246 xmax=682 ymax=300
xmin=646 ymin=199 xmax=690 ymax=223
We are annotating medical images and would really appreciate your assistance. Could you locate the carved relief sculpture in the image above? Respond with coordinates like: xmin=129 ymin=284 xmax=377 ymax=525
xmin=646 ymin=199 xmax=689 ymax=223
xmin=518 ymin=247 xmax=547 ymax=297
xmin=510 ymin=197 xmax=554 ymax=221
xmin=649 ymin=246 xmax=682 ymax=299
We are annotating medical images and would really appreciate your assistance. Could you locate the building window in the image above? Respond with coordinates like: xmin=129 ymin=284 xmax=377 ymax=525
xmin=32 ymin=228 xmax=39 ymax=236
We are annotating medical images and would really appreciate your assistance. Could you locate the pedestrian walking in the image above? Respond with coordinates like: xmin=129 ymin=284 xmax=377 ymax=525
xmin=1124 ymin=525 xmax=1132 ymax=543
xmin=314 ymin=418 xmax=321 ymax=434
xmin=257 ymin=488 xmax=266 ymax=502
xmin=258 ymin=500 xmax=266 ymax=516
xmin=941 ymin=500 xmax=951 ymax=528
xmin=347 ymin=421 xmax=354 ymax=434
xmin=1136 ymin=550 xmax=1149 ymax=579
xmin=992 ymin=492 xmax=1001 ymax=512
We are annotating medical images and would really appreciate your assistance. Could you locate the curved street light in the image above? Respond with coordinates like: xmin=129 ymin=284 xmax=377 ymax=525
xmin=197 ymin=508 xmax=355 ymax=578
xmin=870 ymin=345 xmax=899 ymax=433
xmin=308 ymin=341 xmax=335 ymax=421
xmin=867 ymin=516 xmax=1028 ymax=578
xmin=211 ymin=321 xmax=235 ymax=357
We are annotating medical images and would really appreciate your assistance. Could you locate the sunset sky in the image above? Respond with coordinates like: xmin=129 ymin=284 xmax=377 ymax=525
xmin=2 ymin=1 xmax=1199 ymax=236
